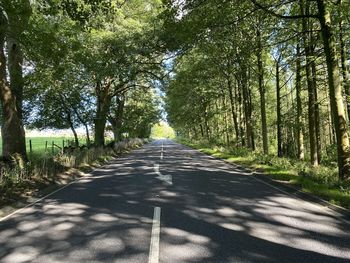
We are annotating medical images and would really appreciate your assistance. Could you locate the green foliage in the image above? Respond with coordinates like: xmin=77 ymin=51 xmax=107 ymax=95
xmin=121 ymin=88 xmax=161 ymax=138
xmin=151 ymin=122 xmax=176 ymax=139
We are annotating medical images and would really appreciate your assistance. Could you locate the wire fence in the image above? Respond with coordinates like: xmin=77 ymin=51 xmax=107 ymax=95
xmin=0 ymin=137 xmax=89 ymax=156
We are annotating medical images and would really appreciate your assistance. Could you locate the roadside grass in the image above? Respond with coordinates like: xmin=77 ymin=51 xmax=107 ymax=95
xmin=178 ymin=138 xmax=350 ymax=210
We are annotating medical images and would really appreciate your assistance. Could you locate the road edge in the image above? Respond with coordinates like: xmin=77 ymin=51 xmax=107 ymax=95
xmin=176 ymin=141 xmax=350 ymax=221
xmin=0 ymin=141 xmax=154 ymax=222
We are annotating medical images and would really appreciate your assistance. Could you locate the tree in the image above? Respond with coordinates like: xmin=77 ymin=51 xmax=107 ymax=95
xmin=0 ymin=0 xmax=31 ymax=160
xmin=121 ymin=88 xmax=161 ymax=138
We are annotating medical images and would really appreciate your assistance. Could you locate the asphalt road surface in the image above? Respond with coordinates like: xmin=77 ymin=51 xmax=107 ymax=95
xmin=1 ymin=140 xmax=350 ymax=263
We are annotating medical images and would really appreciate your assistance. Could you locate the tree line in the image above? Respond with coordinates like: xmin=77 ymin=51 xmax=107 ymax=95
xmin=2 ymin=0 xmax=350 ymax=181
xmin=164 ymin=0 xmax=350 ymax=180
xmin=0 ymin=0 xmax=166 ymax=161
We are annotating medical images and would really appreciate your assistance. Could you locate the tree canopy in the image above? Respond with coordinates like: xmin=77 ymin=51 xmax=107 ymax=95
xmin=1 ymin=0 xmax=350 ymax=180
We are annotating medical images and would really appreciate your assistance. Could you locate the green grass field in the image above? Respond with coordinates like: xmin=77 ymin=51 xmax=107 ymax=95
xmin=0 ymin=137 xmax=88 ymax=156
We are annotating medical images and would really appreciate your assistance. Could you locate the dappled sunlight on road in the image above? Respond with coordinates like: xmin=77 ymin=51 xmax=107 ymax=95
xmin=0 ymin=140 xmax=349 ymax=262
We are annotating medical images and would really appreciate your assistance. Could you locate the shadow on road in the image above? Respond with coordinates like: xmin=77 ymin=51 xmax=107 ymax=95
xmin=0 ymin=141 xmax=349 ymax=262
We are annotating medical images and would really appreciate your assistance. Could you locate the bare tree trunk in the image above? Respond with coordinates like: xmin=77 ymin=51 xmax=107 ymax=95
xmin=296 ymin=45 xmax=305 ymax=160
xmin=276 ymin=58 xmax=283 ymax=157
xmin=235 ymin=78 xmax=245 ymax=146
xmin=242 ymin=72 xmax=253 ymax=150
xmin=257 ymin=28 xmax=269 ymax=154
xmin=311 ymin=60 xmax=322 ymax=163
xmin=222 ymin=96 xmax=230 ymax=146
xmin=301 ymin=0 xmax=319 ymax=166
xmin=227 ymin=77 xmax=239 ymax=145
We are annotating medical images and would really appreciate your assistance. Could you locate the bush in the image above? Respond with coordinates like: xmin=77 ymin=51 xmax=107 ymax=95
xmin=228 ymin=147 xmax=251 ymax=157
xmin=323 ymin=144 xmax=338 ymax=166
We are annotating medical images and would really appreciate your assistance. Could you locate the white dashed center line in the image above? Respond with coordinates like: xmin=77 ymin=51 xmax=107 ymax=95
xmin=148 ymin=206 xmax=161 ymax=263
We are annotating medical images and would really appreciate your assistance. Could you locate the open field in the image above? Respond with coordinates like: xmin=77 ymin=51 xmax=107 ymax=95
xmin=0 ymin=137 xmax=88 ymax=156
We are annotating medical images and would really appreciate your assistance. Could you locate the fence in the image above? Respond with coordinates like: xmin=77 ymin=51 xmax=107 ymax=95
xmin=28 ymin=139 xmax=77 ymax=155
xmin=0 ymin=137 xmax=89 ymax=156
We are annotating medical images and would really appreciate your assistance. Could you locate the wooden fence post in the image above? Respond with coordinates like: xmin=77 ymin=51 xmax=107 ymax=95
xmin=29 ymin=140 xmax=32 ymax=153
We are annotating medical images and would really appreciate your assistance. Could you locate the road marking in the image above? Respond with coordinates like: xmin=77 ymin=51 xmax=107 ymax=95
xmin=0 ymin=179 xmax=77 ymax=222
xmin=160 ymin=142 xmax=164 ymax=160
xmin=154 ymin=164 xmax=172 ymax=185
xmin=248 ymin=174 xmax=350 ymax=225
xmin=187 ymin=146 xmax=350 ymax=225
xmin=148 ymin=207 xmax=161 ymax=263
xmin=154 ymin=164 xmax=160 ymax=175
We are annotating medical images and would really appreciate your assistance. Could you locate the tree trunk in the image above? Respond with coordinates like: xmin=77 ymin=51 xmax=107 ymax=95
xmin=84 ymin=123 xmax=91 ymax=146
xmin=311 ymin=59 xmax=322 ymax=163
xmin=109 ymin=95 xmax=125 ymax=142
xmin=0 ymin=11 xmax=27 ymax=160
xmin=227 ymin=77 xmax=239 ymax=145
xmin=300 ymin=0 xmax=319 ymax=166
xmin=199 ymin=124 xmax=204 ymax=138
xmin=221 ymin=96 xmax=230 ymax=146
xmin=317 ymin=0 xmax=350 ymax=179
xmin=241 ymin=72 xmax=253 ymax=150
xmin=94 ymin=79 xmax=112 ymax=147
xmin=296 ymin=45 xmax=305 ymax=160
xmin=235 ymin=77 xmax=245 ymax=146
xmin=257 ymin=28 xmax=269 ymax=154
xmin=248 ymin=75 xmax=255 ymax=151
xmin=276 ymin=58 xmax=283 ymax=157
xmin=68 ymin=96 xmax=91 ymax=146
xmin=67 ymin=111 xmax=79 ymax=147
xmin=339 ymin=21 xmax=350 ymax=121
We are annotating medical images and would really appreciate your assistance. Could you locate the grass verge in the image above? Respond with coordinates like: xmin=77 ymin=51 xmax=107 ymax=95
xmin=178 ymin=138 xmax=350 ymax=210
xmin=0 ymin=138 xmax=150 ymax=215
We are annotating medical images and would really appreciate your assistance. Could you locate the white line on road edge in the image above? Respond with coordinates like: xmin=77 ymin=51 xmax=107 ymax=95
xmin=0 ymin=163 xmax=114 ymax=222
xmin=185 ymin=145 xmax=350 ymax=225
xmin=0 ymin=179 xmax=77 ymax=222
xmin=248 ymin=174 xmax=350 ymax=225
xmin=148 ymin=206 xmax=161 ymax=263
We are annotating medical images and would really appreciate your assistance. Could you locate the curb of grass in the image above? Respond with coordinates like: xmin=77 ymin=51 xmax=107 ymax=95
xmin=0 ymin=142 xmax=150 ymax=221
xmin=180 ymin=142 xmax=350 ymax=221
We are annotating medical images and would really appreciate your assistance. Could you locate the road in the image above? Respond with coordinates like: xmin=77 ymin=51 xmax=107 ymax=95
xmin=0 ymin=140 xmax=350 ymax=262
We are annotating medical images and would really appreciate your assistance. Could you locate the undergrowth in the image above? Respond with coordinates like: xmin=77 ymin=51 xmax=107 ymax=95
xmin=0 ymin=138 xmax=150 ymax=207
